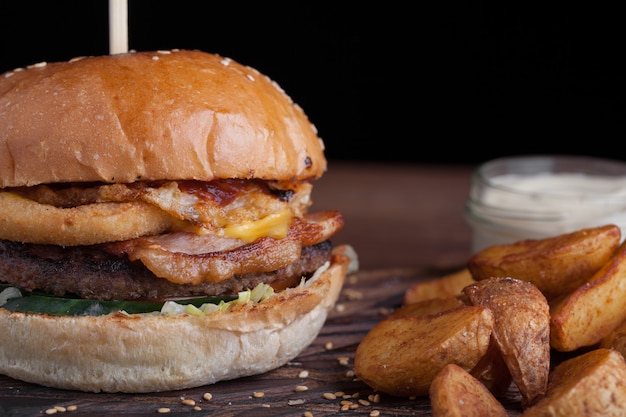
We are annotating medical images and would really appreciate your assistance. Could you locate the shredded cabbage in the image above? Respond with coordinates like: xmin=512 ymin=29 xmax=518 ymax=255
xmin=160 ymin=282 xmax=276 ymax=316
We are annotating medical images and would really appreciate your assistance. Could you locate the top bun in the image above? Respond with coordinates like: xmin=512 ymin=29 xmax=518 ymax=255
xmin=0 ymin=50 xmax=327 ymax=188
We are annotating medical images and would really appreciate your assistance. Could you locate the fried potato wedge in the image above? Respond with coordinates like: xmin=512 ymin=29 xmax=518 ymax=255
xmin=599 ymin=317 xmax=626 ymax=356
xmin=469 ymin=337 xmax=512 ymax=398
xmin=430 ymin=363 xmax=508 ymax=417
xmin=463 ymin=277 xmax=550 ymax=408
xmin=387 ymin=296 xmax=510 ymax=396
xmin=521 ymin=348 xmax=626 ymax=417
xmin=388 ymin=296 xmax=465 ymax=319
xmin=354 ymin=304 xmax=494 ymax=397
xmin=467 ymin=224 xmax=620 ymax=300
xmin=403 ymin=268 xmax=475 ymax=305
xmin=550 ymin=239 xmax=626 ymax=352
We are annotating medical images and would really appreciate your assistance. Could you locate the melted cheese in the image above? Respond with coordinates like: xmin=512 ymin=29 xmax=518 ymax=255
xmin=138 ymin=181 xmax=299 ymax=241
xmin=223 ymin=208 xmax=293 ymax=242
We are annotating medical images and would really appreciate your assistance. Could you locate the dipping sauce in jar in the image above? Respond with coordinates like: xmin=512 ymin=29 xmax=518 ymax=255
xmin=465 ymin=155 xmax=626 ymax=253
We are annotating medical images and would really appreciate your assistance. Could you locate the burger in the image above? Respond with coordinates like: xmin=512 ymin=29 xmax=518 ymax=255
xmin=0 ymin=49 xmax=355 ymax=393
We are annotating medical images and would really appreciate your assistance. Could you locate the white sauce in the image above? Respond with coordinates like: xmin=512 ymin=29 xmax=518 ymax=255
xmin=486 ymin=173 xmax=626 ymax=205
xmin=467 ymin=172 xmax=626 ymax=252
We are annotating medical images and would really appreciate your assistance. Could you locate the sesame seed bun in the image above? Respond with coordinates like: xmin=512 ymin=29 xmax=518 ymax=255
xmin=0 ymin=50 xmax=326 ymax=188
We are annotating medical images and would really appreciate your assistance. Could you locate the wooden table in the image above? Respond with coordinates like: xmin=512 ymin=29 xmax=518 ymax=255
xmin=2 ymin=162 xmax=527 ymax=416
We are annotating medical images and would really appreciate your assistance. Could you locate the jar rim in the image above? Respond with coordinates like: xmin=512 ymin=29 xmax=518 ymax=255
xmin=473 ymin=155 xmax=626 ymax=202
xmin=477 ymin=155 xmax=626 ymax=183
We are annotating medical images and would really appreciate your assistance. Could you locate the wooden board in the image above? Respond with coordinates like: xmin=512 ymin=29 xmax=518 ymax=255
xmin=0 ymin=268 xmax=524 ymax=416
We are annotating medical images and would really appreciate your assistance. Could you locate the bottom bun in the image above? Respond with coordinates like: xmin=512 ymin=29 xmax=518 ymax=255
xmin=0 ymin=245 xmax=352 ymax=393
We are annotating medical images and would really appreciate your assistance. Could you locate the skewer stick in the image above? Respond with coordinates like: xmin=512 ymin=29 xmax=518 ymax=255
xmin=109 ymin=0 xmax=128 ymax=54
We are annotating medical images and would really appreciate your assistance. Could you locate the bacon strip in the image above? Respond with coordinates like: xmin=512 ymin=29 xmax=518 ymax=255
xmin=104 ymin=211 xmax=344 ymax=285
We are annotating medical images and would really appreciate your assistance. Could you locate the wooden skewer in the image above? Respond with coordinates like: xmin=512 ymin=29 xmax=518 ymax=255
xmin=109 ymin=0 xmax=128 ymax=54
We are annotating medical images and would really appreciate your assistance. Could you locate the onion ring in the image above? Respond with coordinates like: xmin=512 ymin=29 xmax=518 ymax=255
xmin=0 ymin=191 xmax=176 ymax=246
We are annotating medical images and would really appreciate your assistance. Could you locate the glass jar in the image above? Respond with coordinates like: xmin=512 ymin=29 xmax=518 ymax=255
xmin=465 ymin=155 xmax=626 ymax=253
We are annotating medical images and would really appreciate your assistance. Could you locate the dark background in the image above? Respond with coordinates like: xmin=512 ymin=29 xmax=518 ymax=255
xmin=1 ymin=1 xmax=624 ymax=166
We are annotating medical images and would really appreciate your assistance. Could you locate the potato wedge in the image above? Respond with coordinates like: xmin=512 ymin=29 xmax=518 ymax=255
xmin=467 ymin=224 xmax=620 ymax=300
xmin=386 ymin=296 xmax=510 ymax=395
xmin=551 ymin=239 xmax=626 ymax=352
xmin=388 ymin=296 xmax=465 ymax=319
xmin=521 ymin=348 xmax=626 ymax=417
xmin=599 ymin=317 xmax=626 ymax=356
xmin=469 ymin=337 xmax=512 ymax=398
xmin=430 ymin=363 xmax=508 ymax=417
xmin=463 ymin=277 xmax=550 ymax=408
xmin=354 ymin=304 xmax=494 ymax=397
xmin=403 ymin=268 xmax=475 ymax=305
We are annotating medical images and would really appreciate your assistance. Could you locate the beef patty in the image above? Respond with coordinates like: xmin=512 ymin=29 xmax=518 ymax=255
xmin=0 ymin=239 xmax=333 ymax=301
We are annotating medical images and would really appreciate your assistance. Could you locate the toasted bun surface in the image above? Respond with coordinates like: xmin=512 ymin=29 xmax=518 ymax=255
xmin=0 ymin=50 xmax=326 ymax=188
xmin=0 ymin=246 xmax=350 ymax=393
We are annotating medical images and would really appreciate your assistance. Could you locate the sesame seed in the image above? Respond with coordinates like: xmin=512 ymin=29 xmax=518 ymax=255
xmin=340 ymin=404 xmax=350 ymax=412
xmin=262 ymin=404 xmax=271 ymax=408
xmin=202 ymin=392 xmax=213 ymax=401
xmin=157 ymin=50 xmax=171 ymax=54
xmin=295 ymin=385 xmax=309 ymax=392
xmin=335 ymin=391 xmax=346 ymax=397
xmin=193 ymin=406 xmax=201 ymax=411
xmin=253 ymin=391 xmax=265 ymax=398
xmin=343 ymin=289 xmax=364 ymax=300
xmin=288 ymin=399 xmax=305 ymax=405
xmin=270 ymin=80 xmax=286 ymax=94
xmin=346 ymin=370 xmax=356 ymax=378
xmin=324 ymin=342 xmax=334 ymax=350
xmin=157 ymin=408 xmax=171 ymax=413
xmin=152 ymin=56 xmax=160 ymax=61
xmin=181 ymin=399 xmax=196 ymax=406
xmin=379 ymin=307 xmax=392 ymax=316
xmin=370 ymin=410 xmax=381 ymax=417
xmin=358 ymin=399 xmax=371 ymax=406
xmin=43 ymin=404 xmax=79 ymax=413
xmin=337 ymin=357 xmax=350 ymax=366
xmin=246 ymin=74 xmax=255 ymax=82
xmin=335 ymin=304 xmax=346 ymax=313
xmin=322 ymin=392 xmax=336 ymax=400
xmin=29 ymin=62 xmax=47 ymax=69
xmin=298 ymin=370 xmax=309 ymax=378
xmin=303 ymin=412 xmax=314 ymax=417
xmin=220 ymin=58 xmax=232 ymax=66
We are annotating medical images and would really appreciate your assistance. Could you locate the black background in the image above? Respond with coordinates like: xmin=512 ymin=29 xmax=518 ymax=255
xmin=1 ymin=1 xmax=624 ymax=166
